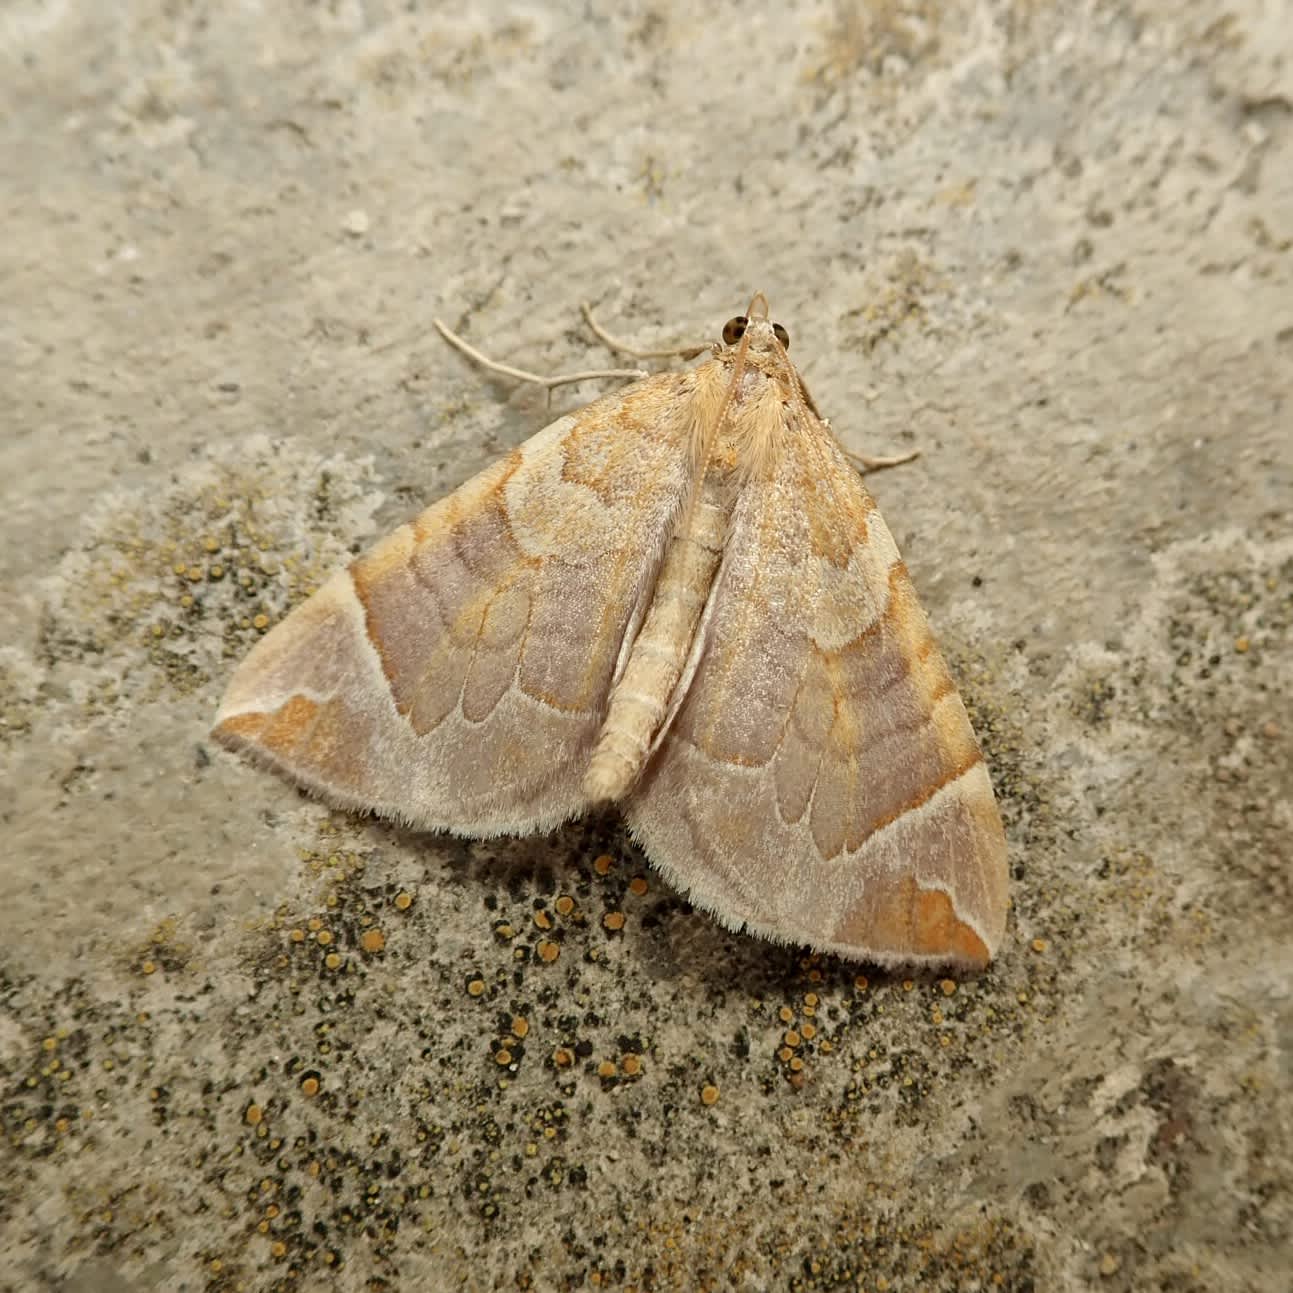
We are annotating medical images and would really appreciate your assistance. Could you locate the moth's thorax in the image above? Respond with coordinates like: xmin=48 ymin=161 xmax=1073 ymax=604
xmin=701 ymin=337 xmax=807 ymax=479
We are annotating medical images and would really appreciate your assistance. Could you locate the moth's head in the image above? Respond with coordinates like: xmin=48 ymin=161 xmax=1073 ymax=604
xmin=721 ymin=291 xmax=791 ymax=359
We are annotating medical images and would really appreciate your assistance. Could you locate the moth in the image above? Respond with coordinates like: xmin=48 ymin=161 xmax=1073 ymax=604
xmin=213 ymin=295 xmax=1009 ymax=967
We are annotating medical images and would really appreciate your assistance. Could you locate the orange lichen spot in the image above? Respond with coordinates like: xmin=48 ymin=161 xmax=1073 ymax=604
xmin=789 ymin=1056 xmax=805 ymax=1073
xmin=209 ymin=1259 xmax=223 ymax=1273
xmin=253 ymin=613 xmax=270 ymax=631
xmin=902 ymin=979 xmax=915 ymax=992
xmin=360 ymin=928 xmax=386 ymax=954
xmin=803 ymin=992 xmax=819 ymax=1008
xmin=316 ymin=930 xmax=333 ymax=946
xmin=511 ymin=1016 xmax=530 ymax=1039
xmin=300 ymin=1076 xmax=320 ymax=1098
xmin=554 ymin=895 xmax=575 ymax=916
xmin=596 ymin=1059 xmax=617 ymax=1079
xmin=536 ymin=940 xmax=560 ymax=963
xmin=777 ymin=1046 xmax=793 ymax=1063
xmin=602 ymin=911 xmax=626 ymax=931
xmin=1234 ymin=636 xmax=1250 ymax=653
xmin=778 ymin=1005 xmax=794 ymax=1024
xmin=495 ymin=1048 xmax=514 ymax=1066
xmin=55 ymin=1117 xmax=69 ymax=1134
xmin=534 ymin=910 xmax=553 ymax=930
xmin=306 ymin=917 xmax=323 ymax=932
xmin=288 ymin=927 xmax=306 ymax=943
xmin=495 ymin=923 xmax=516 ymax=940
xmin=1031 ymin=937 xmax=1048 ymax=954
xmin=245 ymin=1104 xmax=264 ymax=1127
xmin=204 ymin=537 xmax=220 ymax=553
xmin=141 ymin=960 xmax=157 ymax=976
xmin=467 ymin=977 xmax=486 ymax=997
xmin=820 ymin=1040 xmax=834 ymax=1055
xmin=186 ymin=566 xmax=204 ymax=583
xmin=553 ymin=1048 xmax=574 ymax=1068
xmin=700 ymin=1083 xmax=720 ymax=1106
xmin=172 ymin=561 xmax=188 ymax=576
xmin=784 ymin=1030 xmax=801 ymax=1048
xmin=854 ymin=975 xmax=869 ymax=992
xmin=307 ymin=1160 xmax=321 ymax=1178
xmin=628 ymin=876 xmax=649 ymax=897
xmin=801 ymin=1022 xmax=817 ymax=1041
xmin=621 ymin=1054 xmax=642 ymax=1077
xmin=270 ymin=1241 xmax=287 ymax=1259
xmin=394 ymin=891 xmax=413 ymax=911
xmin=807 ymin=968 xmax=824 ymax=984
xmin=42 ymin=1037 xmax=57 ymax=1052
xmin=324 ymin=952 xmax=342 ymax=970
xmin=940 ymin=978 xmax=958 ymax=995
xmin=593 ymin=854 xmax=614 ymax=875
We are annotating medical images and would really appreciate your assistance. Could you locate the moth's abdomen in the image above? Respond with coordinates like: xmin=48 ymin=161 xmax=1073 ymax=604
xmin=582 ymin=481 xmax=730 ymax=802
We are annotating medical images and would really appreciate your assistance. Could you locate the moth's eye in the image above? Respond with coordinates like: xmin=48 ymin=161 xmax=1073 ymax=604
xmin=772 ymin=322 xmax=790 ymax=349
xmin=722 ymin=316 xmax=748 ymax=345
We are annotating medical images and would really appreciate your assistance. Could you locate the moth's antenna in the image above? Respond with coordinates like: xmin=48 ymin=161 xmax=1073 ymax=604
xmin=433 ymin=319 xmax=647 ymax=394
xmin=581 ymin=303 xmax=708 ymax=361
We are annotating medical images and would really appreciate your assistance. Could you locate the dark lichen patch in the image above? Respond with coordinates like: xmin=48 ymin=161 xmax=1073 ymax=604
xmin=0 ymin=653 xmax=41 ymax=745
xmin=1071 ymin=671 xmax=1118 ymax=726
xmin=121 ymin=916 xmax=197 ymax=979
xmin=806 ymin=0 xmax=946 ymax=86
xmin=841 ymin=248 xmax=941 ymax=354
xmin=1 ymin=1015 xmax=97 ymax=1170
xmin=784 ymin=1213 xmax=1039 ymax=1293
xmin=1155 ymin=557 xmax=1291 ymax=734
xmin=0 ymin=820 xmax=1119 ymax=1293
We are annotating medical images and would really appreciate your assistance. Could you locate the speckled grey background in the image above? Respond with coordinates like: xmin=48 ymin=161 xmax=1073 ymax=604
xmin=2 ymin=2 xmax=1290 ymax=1291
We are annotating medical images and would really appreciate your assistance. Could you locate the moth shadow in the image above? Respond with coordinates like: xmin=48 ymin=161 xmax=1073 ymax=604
xmin=363 ymin=809 xmax=925 ymax=1002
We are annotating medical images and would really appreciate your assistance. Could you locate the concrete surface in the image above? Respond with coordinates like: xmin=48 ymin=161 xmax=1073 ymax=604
xmin=2 ymin=2 xmax=1290 ymax=1290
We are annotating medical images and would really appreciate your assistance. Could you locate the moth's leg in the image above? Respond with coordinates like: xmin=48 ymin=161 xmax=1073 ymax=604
xmin=844 ymin=447 xmax=921 ymax=474
xmin=433 ymin=319 xmax=648 ymax=393
xmin=580 ymin=302 xmax=710 ymax=362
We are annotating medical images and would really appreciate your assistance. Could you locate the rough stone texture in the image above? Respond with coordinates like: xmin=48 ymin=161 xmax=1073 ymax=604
xmin=2 ymin=2 xmax=1290 ymax=1290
